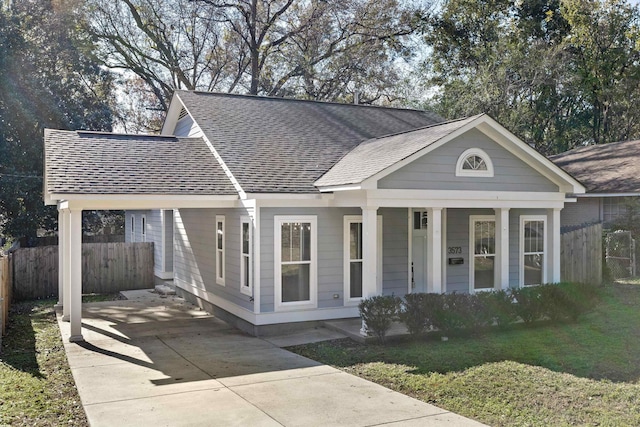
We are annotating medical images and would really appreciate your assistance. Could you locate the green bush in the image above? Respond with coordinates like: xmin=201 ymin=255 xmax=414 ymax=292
xmin=401 ymin=293 xmax=440 ymax=336
xmin=510 ymin=286 xmax=545 ymax=323
xmin=359 ymin=295 xmax=402 ymax=343
xmin=545 ymin=282 xmax=602 ymax=321
xmin=476 ymin=290 xmax=516 ymax=327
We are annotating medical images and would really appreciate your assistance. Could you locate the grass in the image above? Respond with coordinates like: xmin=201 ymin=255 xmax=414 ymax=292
xmin=289 ymin=282 xmax=640 ymax=426
xmin=0 ymin=294 xmax=121 ymax=426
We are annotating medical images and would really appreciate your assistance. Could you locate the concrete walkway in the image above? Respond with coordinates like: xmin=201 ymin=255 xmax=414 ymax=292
xmin=57 ymin=290 xmax=485 ymax=427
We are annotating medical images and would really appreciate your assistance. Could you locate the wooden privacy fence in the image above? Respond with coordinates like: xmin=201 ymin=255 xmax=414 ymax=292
xmin=1 ymin=255 xmax=11 ymax=336
xmin=561 ymin=222 xmax=603 ymax=284
xmin=11 ymin=242 xmax=154 ymax=301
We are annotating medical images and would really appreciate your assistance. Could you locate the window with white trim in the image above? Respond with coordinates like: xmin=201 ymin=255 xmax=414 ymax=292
xmin=130 ymin=215 xmax=135 ymax=242
xmin=346 ymin=218 xmax=363 ymax=300
xmin=274 ymin=216 xmax=317 ymax=310
xmin=470 ymin=215 xmax=496 ymax=291
xmin=520 ymin=216 xmax=546 ymax=286
xmin=456 ymin=148 xmax=494 ymax=177
xmin=216 ymin=215 xmax=225 ymax=286
xmin=141 ymin=214 xmax=146 ymax=242
xmin=240 ymin=216 xmax=252 ymax=295
xmin=344 ymin=215 xmax=382 ymax=303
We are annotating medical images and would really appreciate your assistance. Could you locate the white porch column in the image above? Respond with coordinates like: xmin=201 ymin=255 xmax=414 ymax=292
xmin=494 ymin=208 xmax=510 ymax=290
xmin=360 ymin=206 xmax=379 ymax=336
xmin=62 ymin=209 xmax=71 ymax=321
xmin=56 ymin=208 xmax=64 ymax=309
xmin=69 ymin=208 xmax=84 ymax=342
xmin=361 ymin=206 xmax=380 ymax=297
xmin=547 ymin=208 xmax=562 ymax=283
xmin=426 ymin=207 xmax=442 ymax=293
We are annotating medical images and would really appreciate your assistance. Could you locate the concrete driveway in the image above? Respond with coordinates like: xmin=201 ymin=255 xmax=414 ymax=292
xmin=57 ymin=291 xmax=485 ymax=427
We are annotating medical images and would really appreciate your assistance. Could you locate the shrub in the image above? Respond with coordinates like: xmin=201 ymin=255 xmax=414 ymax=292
xmin=359 ymin=295 xmax=402 ymax=343
xmin=475 ymin=290 xmax=516 ymax=327
xmin=548 ymin=282 xmax=602 ymax=321
xmin=510 ymin=286 xmax=545 ymax=323
xmin=431 ymin=293 xmax=478 ymax=333
xmin=401 ymin=293 xmax=438 ymax=336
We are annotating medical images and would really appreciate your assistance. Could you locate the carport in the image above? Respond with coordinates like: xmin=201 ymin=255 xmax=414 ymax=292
xmin=44 ymin=129 xmax=239 ymax=342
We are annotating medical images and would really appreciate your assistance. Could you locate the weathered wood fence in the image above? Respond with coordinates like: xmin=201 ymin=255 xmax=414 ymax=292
xmin=1 ymin=255 xmax=12 ymax=336
xmin=561 ymin=222 xmax=603 ymax=284
xmin=10 ymin=242 xmax=154 ymax=301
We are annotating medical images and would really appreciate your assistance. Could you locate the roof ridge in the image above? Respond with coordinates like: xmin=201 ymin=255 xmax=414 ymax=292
xmin=46 ymin=129 xmax=201 ymax=141
xmin=175 ymin=89 xmax=437 ymax=114
xmin=363 ymin=113 xmax=483 ymax=142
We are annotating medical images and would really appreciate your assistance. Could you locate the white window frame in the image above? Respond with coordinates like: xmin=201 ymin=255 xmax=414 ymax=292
xmin=130 ymin=214 xmax=135 ymax=242
xmin=455 ymin=148 xmax=494 ymax=177
xmin=343 ymin=215 xmax=383 ymax=305
xmin=274 ymin=215 xmax=317 ymax=311
xmin=519 ymin=215 xmax=547 ymax=287
xmin=216 ymin=215 xmax=225 ymax=286
xmin=469 ymin=215 xmax=496 ymax=292
xmin=240 ymin=216 xmax=252 ymax=296
xmin=141 ymin=214 xmax=147 ymax=242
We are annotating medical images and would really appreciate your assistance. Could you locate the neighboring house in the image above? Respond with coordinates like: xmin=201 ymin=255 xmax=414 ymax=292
xmin=551 ymin=140 xmax=640 ymax=229
xmin=44 ymin=91 xmax=584 ymax=340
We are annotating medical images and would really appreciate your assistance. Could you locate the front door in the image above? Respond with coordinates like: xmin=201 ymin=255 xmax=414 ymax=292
xmin=411 ymin=210 xmax=428 ymax=293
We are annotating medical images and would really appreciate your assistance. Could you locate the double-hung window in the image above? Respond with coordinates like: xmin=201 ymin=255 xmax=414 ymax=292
xmin=141 ymin=215 xmax=147 ymax=242
xmin=240 ymin=217 xmax=252 ymax=295
xmin=274 ymin=216 xmax=317 ymax=310
xmin=520 ymin=216 xmax=546 ymax=286
xmin=344 ymin=215 xmax=382 ymax=303
xmin=216 ymin=215 xmax=225 ymax=286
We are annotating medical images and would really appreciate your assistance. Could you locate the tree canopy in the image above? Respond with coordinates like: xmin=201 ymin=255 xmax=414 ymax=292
xmin=0 ymin=0 xmax=114 ymax=240
xmin=425 ymin=0 xmax=640 ymax=154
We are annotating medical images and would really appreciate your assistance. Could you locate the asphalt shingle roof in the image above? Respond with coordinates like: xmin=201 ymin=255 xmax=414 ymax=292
xmin=176 ymin=91 xmax=444 ymax=193
xmin=44 ymin=129 xmax=237 ymax=195
xmin=315 ymin=115 xmax=481 ymax=187
xmin=550 ymin=140 xmax=640 ymax=194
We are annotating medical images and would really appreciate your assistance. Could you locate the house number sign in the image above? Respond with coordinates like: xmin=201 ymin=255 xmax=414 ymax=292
xmin=447 ymin=246 xmax=462 ymax=254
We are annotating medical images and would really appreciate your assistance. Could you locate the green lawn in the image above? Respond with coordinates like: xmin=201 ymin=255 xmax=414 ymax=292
xmin=0 ymin=294 xmax=120 ymax=426
xmin=289 ymin=282 xmax=640 ymax=426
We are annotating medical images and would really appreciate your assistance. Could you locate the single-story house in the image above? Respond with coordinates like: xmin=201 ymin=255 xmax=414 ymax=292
xmin=551 ymin=140 xmax=640 ymax=229
xmin=44 ymin=91 xmax=584 ymax=340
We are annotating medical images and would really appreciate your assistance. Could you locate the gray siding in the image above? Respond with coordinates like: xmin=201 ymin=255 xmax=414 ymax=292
xmin=146 ymin=210 xmax=163 ymax=276
xmin=379 ymin=129 xmax=558 ymax=192
xmin=260 ymin=207 xmax=361 ymax=313
xmin=445 ymin=208 xmax=493 ymax=293
xmin=164 ymin=210 xmax=174 ymax=272
xmin=444 ymin=208 xmax=547 ymax=292
xmin=561 ymin=198 xmax=601 ymax=228
xmin=174 ymin=208 xmax=253 ymax=311
xmin=380 ymin=208 xmax=409 ymax=297
xmin=173 ymin=115 xmax=203 ymax=137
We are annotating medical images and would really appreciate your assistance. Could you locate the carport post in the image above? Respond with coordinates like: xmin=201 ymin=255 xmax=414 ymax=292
xmin=69 ymin=208 xmax=84 ymax=342
xmin=56 ymin=207 xmax=64 ymax=310
xmin=62 ymin=208 xmax=71 ymax=321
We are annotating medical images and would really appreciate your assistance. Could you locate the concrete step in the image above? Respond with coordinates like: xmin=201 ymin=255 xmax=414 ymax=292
xmin=154 ymin=284 xmax=176 ymax=296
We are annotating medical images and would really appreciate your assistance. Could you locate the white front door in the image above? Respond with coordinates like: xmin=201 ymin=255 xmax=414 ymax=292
xmin=411 ymin=210 xmax=428 ymax=293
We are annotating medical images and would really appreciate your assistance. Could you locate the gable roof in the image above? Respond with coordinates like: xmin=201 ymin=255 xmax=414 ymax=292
xmin=550 ymin=140 xmax=640 ymax=194
xmin=173 ymin=91 xmax=444 ymax=193
xmin=315 ymin=115 xmax=481 ymax=188
xmin=44 ymin=129 xmax=237 ymax=196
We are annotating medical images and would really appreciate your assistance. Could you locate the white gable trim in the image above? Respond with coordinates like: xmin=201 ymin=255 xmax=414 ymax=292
xmin=344 ymin=115 xmax=584 ymax=195
xmin=474 ymin=118 xmax=583 ymax=194
xmin=162 ymin=92 xmax=247 ymax=199
xmin=160 ymin=93 xmax=184 ymax=135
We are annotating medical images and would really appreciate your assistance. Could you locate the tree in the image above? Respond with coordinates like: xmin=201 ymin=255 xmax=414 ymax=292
xmin=85 ymin=0 xmax=426 ymax=123
xmin=424 ymin=0 xmax=640 ymax=153
xmin=0 ymin=1 xmax=114 ymax=240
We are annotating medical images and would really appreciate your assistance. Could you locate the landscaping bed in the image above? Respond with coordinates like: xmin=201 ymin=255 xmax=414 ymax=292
xmin=0 ymin=294 xmax=120 ymax=426
xmin=289 ymin=282 xmax=640 ymax=426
